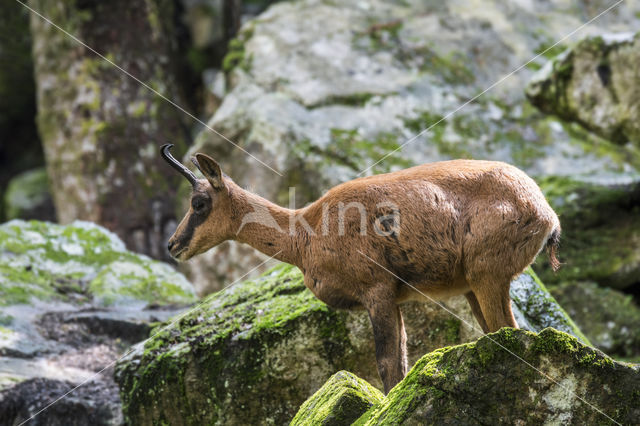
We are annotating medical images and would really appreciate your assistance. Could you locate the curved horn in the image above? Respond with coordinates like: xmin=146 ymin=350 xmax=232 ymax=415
xmin=160 ymin=144 xmax=198 ymax=187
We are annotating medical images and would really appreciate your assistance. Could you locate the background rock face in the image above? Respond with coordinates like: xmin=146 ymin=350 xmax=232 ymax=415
xmin=527 ymin=33 xmax=640 ymax=146
xmin=0 ymin=220 xmax=195 ymax=425
xmin=115 ymin=263 xmax=587 ymax=425
xmin=551 ymin=281 xmax=640 ymax=361
xmin=179 ymin=0 xmax=640 ymax=294
xmin=298 ymin=329 xmax=640 ymax=425
xmin=29 ymin=0 xmax=190 ymax=261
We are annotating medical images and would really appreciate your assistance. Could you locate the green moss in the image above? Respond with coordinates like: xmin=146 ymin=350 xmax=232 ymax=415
xmin=355 ymin=347 xmax=449 ymax=425
xmin=443 ymin=318 xmax=461 ymax=344
xmin=534 ymin=176 xmax=640 ymax=288
xmin=0 ymin=220 xmax=195 ymax=306
xmin=311 ymin=92 xmax=378 ymax=108
xmin=533 ymin=40 xmax=568 ymax=60
xmin=222 ymin=26 xmax=255 ymax=73
xmin=353 ymin=328 xmax=632 ymax=425
xmin=550 ymin=282 xmax=640 ymax=359
xmin=403 ymin=111 xmax=445 ymax=139
xmin=294 ymin=129 xmax=412 ymax=175
xmin=116 ymin=263 xmax=353 ymax=424
xmin=291 ymin=371 xmax=384 ymax=425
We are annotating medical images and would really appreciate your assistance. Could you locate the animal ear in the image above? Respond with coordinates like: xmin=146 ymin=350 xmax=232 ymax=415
xmin=192 ymin=153 xmax=225 ymax=190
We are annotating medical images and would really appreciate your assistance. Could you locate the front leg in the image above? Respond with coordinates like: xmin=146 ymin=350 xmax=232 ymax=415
xmin=367 ymin=300 xmax=408 ymax=394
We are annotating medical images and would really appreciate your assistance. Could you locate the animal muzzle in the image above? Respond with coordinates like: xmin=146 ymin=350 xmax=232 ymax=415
xmin=167 ymin=238 xmax=188 ymax=259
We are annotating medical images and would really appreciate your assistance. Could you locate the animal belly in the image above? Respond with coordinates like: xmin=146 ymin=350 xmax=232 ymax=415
xmin=305 ymin=277 xmax=362 ymax=310
xmin=397 ymin=279 xmax=470 ymax=303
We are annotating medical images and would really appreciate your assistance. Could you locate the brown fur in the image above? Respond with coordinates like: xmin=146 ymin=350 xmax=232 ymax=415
xmin=168 ymin=156 xmax=561 ymax=393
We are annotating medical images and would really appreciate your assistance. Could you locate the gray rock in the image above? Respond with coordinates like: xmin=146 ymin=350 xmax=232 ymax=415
xmin=0 ymin=378 xmax=122 ymax=426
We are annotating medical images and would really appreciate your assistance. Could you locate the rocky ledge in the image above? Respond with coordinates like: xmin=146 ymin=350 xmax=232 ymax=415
xmin=294 ymin=328 xmax=640 ymax=425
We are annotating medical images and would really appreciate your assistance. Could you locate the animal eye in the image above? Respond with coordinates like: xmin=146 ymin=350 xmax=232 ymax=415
xmin=192 ymin=199 xmax=205 ymax=211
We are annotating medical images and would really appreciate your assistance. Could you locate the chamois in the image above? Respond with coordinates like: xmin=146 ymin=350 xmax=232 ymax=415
xmin=161 ymin=144 xmax=561 ymax=393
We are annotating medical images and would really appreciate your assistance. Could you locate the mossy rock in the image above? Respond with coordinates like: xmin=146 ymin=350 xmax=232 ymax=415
xmin=551 ymin=281 xmax=640 ymax=361
xmin=350 ymin=328 xmax=639 ymax=425
xmin=0 ymin=219 xmax=195 ymax=307
xmin=115 ymin=263 xmax=588 ymax=424
xmin=291 ymin=371 xmax=383 ymax=426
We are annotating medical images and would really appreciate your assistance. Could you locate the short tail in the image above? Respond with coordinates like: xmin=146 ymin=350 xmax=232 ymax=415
xmin=546 ymin=228 xmax=561 ymax=272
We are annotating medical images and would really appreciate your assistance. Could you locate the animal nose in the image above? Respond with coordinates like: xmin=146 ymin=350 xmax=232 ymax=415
xmin=168 ymin=240 xmax=176 ymax=252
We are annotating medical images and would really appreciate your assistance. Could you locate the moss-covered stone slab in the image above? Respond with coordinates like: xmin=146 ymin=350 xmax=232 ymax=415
xmin=115 ymin=263 xmax=588 ymax=424
xmin=291 ymin=371 xmax=383 ymax=426
xmin=551 ymin=281 xmax=640 ymax=361
xmin=0 ymin=219 xmax=195 ymax=307
xmin=527 ymin=32 xmax=640 ymax=146
xmin=352 ymin=328 xmax=639 ymax=425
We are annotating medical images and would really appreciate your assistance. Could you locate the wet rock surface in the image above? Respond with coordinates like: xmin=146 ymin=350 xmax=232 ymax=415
xmin=0 ymin=378 xmax=121 ymax=426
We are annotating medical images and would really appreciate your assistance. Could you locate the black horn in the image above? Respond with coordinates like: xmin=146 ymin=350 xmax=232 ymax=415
xmin=160 ymin=143 xmax=198 ymax=187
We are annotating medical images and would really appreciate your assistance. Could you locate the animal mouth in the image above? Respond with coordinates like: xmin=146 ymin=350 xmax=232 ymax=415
xmin=171 ymin=247 xmax=189 ymax=261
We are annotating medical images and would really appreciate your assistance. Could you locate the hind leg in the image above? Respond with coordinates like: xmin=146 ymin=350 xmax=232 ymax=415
xmin=465 ymin=291 xmax=490 ymax=333
xmin=469 ymin=280 xmax=518 ymax=333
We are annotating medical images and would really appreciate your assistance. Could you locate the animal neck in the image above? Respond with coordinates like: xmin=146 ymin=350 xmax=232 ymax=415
xmin=229 ymin=184 xmax=307 ymax=266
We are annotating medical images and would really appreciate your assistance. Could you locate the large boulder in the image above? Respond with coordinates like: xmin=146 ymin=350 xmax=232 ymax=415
xmin=296 ymin=328 xmax=640 ymax=425
xmin=178 ymin=0 xmax=640 ymax=293
xmin=526 ymin=32 xmax=640 ymax=146
xmin=0 ymin=220 xmax=196 ymax=425
xmin=115 ymin=263 xmax=588 ymax=425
